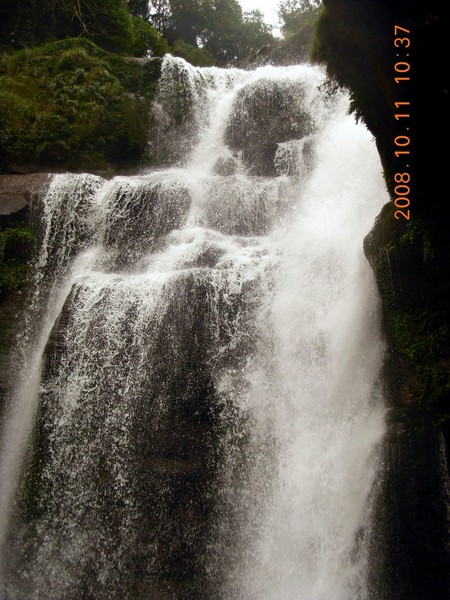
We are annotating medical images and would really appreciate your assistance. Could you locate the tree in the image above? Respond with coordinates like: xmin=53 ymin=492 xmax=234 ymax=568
xmin=65 ymin=0 xmax=135 ymax=54
xmin=0 ymin=0 xmax=20 ymax=48
xmin=149 ymin=0 xmax=171 ymax=35
xmin=199 ymin=0 xmax=244 ymax=64
xmin=0 ymin=0 xmax=172 ymax=56
xmin=0 ymin=0 xmax=139 ymax=54
xmin=240 ymin=10 xmax=274 ymax=56
xmin=146 ymin=0 xmax=273 ymax=66
xmin=278 ymin=0 xmax=321 ymax=36
xmin=171 ymin=39 xmax=215 ymax=66
xmin=131 ymin=16 xmax=169 ymax=56
xmin=164 ymin=0 xmax=205 ymax=46
xmin=127 ymin=0 xmax=150 ymax=20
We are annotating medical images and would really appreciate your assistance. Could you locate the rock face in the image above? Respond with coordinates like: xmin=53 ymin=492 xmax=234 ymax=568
xmin=224 ymin=78 xmax=315 ymax=175
xmin=368 ymin=417 xmax=450 ymax=600
xmin=313 ymin=0 xmax=450 ymax=596
xmin=0 ymin=174 xmax=50 ymax=216
xmin=24 ymin=270 xmax=228 ymax=596
xmin=103 ymin=176 xmax=191 ymax=266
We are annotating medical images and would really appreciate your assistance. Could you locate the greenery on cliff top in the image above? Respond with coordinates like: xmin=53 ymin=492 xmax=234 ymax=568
xmin=0 ymin=0 xmax=170 ymax=173
xmin=0 ymin=39 xmax=163 ymax=173
xmin=0 ymin=1 xmax=325 ymax=174
xmin=0 ymin=0 xmax=300 ymax=173
xmin=0 ymin=0 xmax=168 ymax=57
xmin=0 ymin=0 xmax=277 ymax=67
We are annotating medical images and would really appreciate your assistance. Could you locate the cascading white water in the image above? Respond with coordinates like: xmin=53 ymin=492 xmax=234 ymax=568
xmin=0 ymin=56 xmax=389 ymax=599
xmin=216 ymin=113 xmax=387 ymax=600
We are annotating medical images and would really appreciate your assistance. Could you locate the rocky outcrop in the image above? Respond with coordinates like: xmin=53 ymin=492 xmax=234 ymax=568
xmin=103 ymin=176 xmax=191 ymax=266
xmin=225 ymin=78 xmax=315 ymax=176
xmin=0 ymin=174 xmax=50 ymax=216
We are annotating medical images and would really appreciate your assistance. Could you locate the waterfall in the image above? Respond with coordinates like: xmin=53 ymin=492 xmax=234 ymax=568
xmin=0 ymin=56 xmax=389 ymax=599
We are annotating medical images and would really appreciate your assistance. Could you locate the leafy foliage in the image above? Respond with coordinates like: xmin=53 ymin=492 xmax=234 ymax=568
xmin=127 ymin=0 xmax=151 ymax=20
xmin=171 ymin=40 xmax=215 ymax=67
xmin=278 ymin=0 xmax=321 ymax=36
xmin=237 ymin=10 xmax=274 ymax=58
xmin=148 ymin=0 xmax=275 ymax=65
xmin=0 ymin=0 xmax=167 ymax=57
xmin=0 ymin=39 xmax=161 ymax=171
xmin=130 ymin=16 xmax=170 ymax=57
xmin=164 ymin=0 xmax=206 ymax=46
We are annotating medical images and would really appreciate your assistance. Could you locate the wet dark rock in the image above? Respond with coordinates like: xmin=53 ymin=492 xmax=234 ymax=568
xmin=104 ymin=177 xmax=191 ymax=265
xmin=0 ymin=174 xmax=50 ymax=217
xmin=20 ymin=265 xmax=260 ymax=596
xmin=225 ymin=79 xmax=315 ymax=176
xmin=0 ymin=174 xmax=48 ymax=417
xmin=368 ymin=413 xmax=450 ymax=600
xmin=213 ymin=156 xmax=238 ymax=177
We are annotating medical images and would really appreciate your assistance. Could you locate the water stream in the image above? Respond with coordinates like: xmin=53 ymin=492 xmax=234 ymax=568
xmin=0 ymin=56 xmax=389 ymax=599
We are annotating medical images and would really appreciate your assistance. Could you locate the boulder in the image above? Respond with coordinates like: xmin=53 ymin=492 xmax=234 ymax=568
xmin=225 ymin=78 xmax=315 ymax=175
xmin=0 ymin=174 xmax=51 ymax=216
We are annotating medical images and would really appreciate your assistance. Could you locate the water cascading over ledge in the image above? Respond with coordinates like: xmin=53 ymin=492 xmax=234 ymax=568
xmin=0 ymin=56 xmax=389 ymax=599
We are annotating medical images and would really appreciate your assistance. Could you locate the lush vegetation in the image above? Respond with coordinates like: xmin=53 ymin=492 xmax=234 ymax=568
xmin=0 ymin=0 xmax=297 ymax=172
xmin=278 ymin=0 xmax=321 ymax=37
xmin=0 ymin=0 xmax=167 ymax=57
xmin=0 ymin=39 xmax=163 ymax=172
xmin=1 ymin=0 xmax=278 ymax=66
xmin=147 ymin=0 xmax=274 ymax=65
xmin=0 ymin=0 xmax=327 ymax=172
xmin=0 ymin=1 xmax=169 ymax=173
xmin=245 ymin=0 xmax=321 ymax=66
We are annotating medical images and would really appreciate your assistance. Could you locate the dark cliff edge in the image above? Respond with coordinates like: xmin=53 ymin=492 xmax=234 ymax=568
xmin=0 ymin=174 xmax=49 ymax=417
xmin=312 ymin=0 xmax=450 ymax=597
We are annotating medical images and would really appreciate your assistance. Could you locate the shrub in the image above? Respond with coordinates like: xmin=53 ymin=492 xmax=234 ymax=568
xmin=0 ymin=39 xmax=159 ymax=171
xmin=131 ymin=16 xmax=169 ymax=57
xmin=171 ymin=40 xmax=216 ymax=67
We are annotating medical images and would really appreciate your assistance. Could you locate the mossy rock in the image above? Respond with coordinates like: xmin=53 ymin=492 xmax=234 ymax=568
xmin=0 ymin=213 xmax=38 ymax=411
xmin=0 ymin=39 xmax=163 ymax=173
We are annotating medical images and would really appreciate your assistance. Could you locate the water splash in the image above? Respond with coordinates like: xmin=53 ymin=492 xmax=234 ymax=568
xmin=0 ymin=58 xmax=389 ymax=599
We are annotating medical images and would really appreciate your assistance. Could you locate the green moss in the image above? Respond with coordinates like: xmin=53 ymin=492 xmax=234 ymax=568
xmin=386 ymin=306 xmax=450 ymax=404
xmin=0 ymin=39 xmax=162 ymax=172
xmin=0 ymin=222 xmax=35 ymax=363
